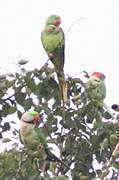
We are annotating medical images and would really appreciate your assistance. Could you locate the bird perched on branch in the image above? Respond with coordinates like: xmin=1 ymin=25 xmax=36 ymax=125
xmin=41 ymin=15 xmax=67 ymax=104
xmin=19 ymin=111 xmax=70 ymax=171
xmin=85 ymin=72 xmax=106 ymax=101
xmin=19 ymin=111 xmax=46 ymax=150
xmin=85 ymin=72 xmax=113 ymax=117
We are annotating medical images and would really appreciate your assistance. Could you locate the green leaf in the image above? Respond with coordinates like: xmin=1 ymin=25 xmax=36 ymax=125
xmin=18 ymin=59 xmax=29 ymax=65
xmin=1 ymin=103 xmax=11 ymax=117
xmin=15 ymin=92 xmax=26 ymax=105
xmin=8 ymin=106 xmax=16 ymax=114
xmin=24 ymin=98 xmax=33 ymax=111
xmin=6 ymin=73 xmax=14 ymax=77
xmin=2 ymin=138 xmax=11 ymax=143
xmin=6 ymin=80 xmax=16 ymax=88
xmin=24 ymin=73 xmax=37 ymax=93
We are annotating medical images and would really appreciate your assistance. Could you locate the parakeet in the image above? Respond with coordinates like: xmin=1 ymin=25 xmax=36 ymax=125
xmin=85 ymin=72 xmax=113 ymax=117
xmin=19 ymin=111 xmax=70 ymax=169
xmin=19 ymin=111 xmax=46 ymax=150
xmin=85 ymin=72 xmax=106 ymax=101
xmin=41 ymin=15 xmax=67 ymax=104
xmin=85 ymin=72 xmax=113 ymax=119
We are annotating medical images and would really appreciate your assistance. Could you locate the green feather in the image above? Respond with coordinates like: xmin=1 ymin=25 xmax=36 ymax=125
xmin=35 ymin=128 xmax=47 ymax=145
xmin=46 ymin=15 xmax=60 ymax=25
xmin=41 ymin=15 xmax=67 ymax=104
xmin=20 ymin=111 xmax=71 ymax=170
xmin=41 ymin=25 xmax=65 ymax=75
xmin=86 ymin=77 xmax=106 ymax=101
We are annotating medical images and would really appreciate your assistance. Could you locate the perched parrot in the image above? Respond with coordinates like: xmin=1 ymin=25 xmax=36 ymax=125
xmin=41 ymin=15 xmax=67 ymax=104
xmin=19 ymin=111 xmax=46 ymax=150
xmin=85 ymin=72 xmax=106 ymax=101
xmin=85 ymin=72 xmax=113 ymax=117
xmin=19 ymin=111 xmax=70 ymax=170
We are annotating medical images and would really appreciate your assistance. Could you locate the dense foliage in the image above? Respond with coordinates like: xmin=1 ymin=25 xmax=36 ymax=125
xmin=0 ymin=60 xmax=119 ymax=180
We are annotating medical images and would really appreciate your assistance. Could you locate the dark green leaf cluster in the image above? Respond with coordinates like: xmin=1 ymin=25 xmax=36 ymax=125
xmin=0 ymin=62 xmax=118 ymax=179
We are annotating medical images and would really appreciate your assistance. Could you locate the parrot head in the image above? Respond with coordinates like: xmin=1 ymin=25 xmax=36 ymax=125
xmin=46 ymin=15 xmax=61 ymax=26
xmin=21 ymin=111 xmax=40 ymax=124
xmin=90 ymin=72 xmax=105 ymax=80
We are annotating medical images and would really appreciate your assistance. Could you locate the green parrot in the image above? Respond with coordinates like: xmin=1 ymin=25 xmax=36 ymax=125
xmin=85 ymin=72 xmax=106 ymax=101
xmin=41 ymin=15 xmax=67 ymax=104
xmin=19 ymin=111 xmax=46 ymax=150
xmin=85 ymin=72 xmax=113 ymax=117
xmin=19 ymin=111 xmax=70 ymax=170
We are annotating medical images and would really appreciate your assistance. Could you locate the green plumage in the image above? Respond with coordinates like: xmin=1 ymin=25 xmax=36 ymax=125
xmin=41 ymin=15 xmax=65 ymax=76
xmin=86 ymin=72 xmax=106 ymax=101
xmin=85 ymin=72 xmax=113 ymax=118
xmin=21 ymin=127 xmax=46 ymax=150
xmin=19 ymin=112 xmax=70 ymax=169
xmin=41 ymin=15 xmax=67 ymax=103
xmin=20 ymin=111 xmax=46 ymax=150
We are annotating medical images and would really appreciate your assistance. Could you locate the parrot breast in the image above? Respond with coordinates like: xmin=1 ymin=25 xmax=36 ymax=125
xmin=41 ymin=27 xmax=64 ymax=54
xmin=20 ymin=121 xmax=40 ymax=150
xmin=86 ymin=78 xmax=106 ymax=101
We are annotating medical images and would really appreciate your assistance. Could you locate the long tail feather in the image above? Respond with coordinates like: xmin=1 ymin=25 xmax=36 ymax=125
xmin=59 ymin=78 xmax=68 ymax=104
xmin=56 ymin=71 xmax=68 ymax=104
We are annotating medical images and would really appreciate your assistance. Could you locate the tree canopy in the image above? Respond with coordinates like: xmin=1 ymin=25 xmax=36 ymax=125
xmin=0 ymin=60 xmax=119 ymax=180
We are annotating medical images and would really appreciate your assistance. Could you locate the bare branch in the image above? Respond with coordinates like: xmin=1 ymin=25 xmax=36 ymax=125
xmin=101 ymin=142 xmax=119 ymax=180
xmin=65 ymin=17 xmax=85 ymax=36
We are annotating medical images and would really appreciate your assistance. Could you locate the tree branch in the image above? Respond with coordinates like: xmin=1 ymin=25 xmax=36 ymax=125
xmin=101 ymin=142 xmax=119 ymax=179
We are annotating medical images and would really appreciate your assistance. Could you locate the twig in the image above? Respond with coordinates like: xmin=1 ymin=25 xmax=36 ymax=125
xmin=3 ymin=58 xmax=50 ymax=103
xmin=3 ymin=84 xmax=26 ymax=102
xmin=36 ymin=58 xmax=50 ymax=75
xmin=65 ymin=17 xmax=85 ymax=36
xmin=108 ymin=142 xmax=119 ymax=166
xmin=100 ymin=142 xmax=119 ymax=180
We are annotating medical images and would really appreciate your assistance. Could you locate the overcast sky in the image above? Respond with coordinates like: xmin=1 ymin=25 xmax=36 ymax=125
xmin=0 ymin=0 xmax=119 ymax=106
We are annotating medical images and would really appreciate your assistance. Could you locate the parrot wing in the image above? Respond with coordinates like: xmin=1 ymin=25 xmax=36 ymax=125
xmin=86 ymin=79 xmax=106 ymax=101
xmin=41 ymin=26 xmax=65 ymax=73
xmin=41 ymin=25 xmax=67 ymax=104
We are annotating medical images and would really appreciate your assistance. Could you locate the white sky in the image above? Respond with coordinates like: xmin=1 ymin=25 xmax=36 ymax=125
xmin=0 ymin=0 xmax=119 ymax=106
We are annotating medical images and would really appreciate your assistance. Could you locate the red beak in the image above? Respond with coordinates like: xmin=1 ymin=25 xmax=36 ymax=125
xmin=33 ymin=115 xmax=40 ymax=123
xmin=55 ymin=18 xmax=61 ymax=26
